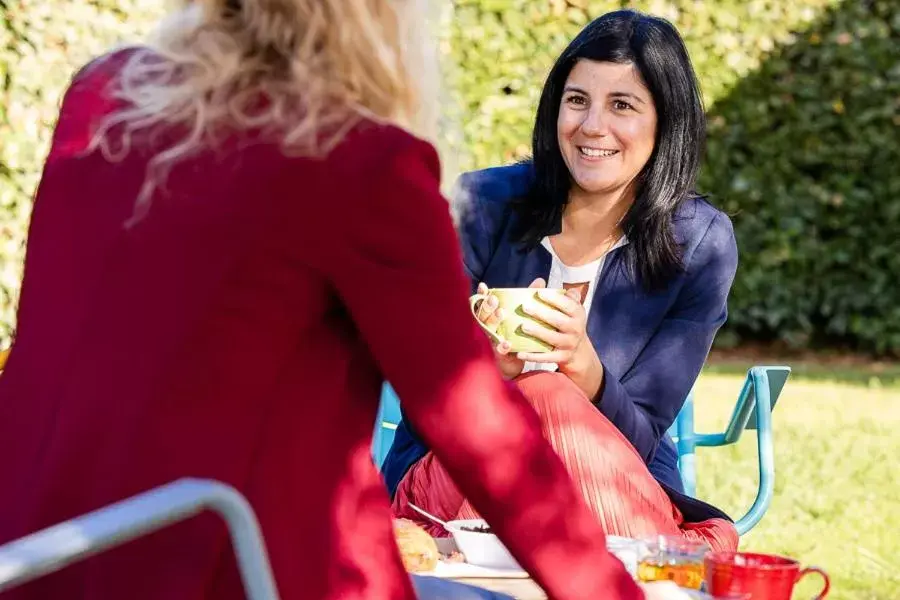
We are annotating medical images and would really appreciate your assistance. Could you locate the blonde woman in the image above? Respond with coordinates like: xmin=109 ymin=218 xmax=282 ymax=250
xmin=0 ymin=1 xmax=686 ymax=599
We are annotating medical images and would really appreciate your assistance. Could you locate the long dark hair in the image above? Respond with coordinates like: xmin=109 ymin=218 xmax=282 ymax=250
xmin=514 ymin=9 xmax=706 ymax=292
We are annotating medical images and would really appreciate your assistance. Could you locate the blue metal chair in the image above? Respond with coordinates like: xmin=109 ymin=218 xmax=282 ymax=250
xmin=372 ymin=365 xmax=790 ymax=536
xmin=0 ymin=479 xmax=280 ymax=598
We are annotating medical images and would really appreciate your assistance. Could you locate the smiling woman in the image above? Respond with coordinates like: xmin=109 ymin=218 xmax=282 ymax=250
xmin=386 ymin=9 xmax=741 ymax=556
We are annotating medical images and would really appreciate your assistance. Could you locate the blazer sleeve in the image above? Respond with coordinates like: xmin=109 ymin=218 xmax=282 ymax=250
xmin=310 ymin=128 xmax=641 ymax=600
xmin=595 ymin=213 xmax=739 ymax=463
xmin=455 ymin=173 xmax=509 ymax=292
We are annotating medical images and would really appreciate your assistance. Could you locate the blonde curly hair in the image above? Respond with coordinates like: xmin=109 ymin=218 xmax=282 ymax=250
xmin=90 ymin=0 xmax=441 ymax=220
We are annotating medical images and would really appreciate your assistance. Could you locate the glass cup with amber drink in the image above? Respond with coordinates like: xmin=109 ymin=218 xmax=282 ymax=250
xmin=636 ymin=535 xmax=708 ymax=590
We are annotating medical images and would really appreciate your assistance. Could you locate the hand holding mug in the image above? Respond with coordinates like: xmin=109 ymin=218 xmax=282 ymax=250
xmin=514 ymin=286 xmax=592 ymax=372
xmin=472 ymin=279 xmax=548 ymax=379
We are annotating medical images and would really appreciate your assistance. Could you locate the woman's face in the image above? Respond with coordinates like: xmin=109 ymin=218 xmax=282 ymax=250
xmin=557 ymin=60 xmax=658 ymax=200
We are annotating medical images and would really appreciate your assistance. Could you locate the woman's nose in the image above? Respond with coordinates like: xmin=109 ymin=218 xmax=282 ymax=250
xmin=580 ymin=106 xmax=609 ymax=137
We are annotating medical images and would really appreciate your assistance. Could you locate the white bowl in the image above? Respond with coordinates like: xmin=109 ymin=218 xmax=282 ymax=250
xmin=444 ymin=519 xmax=521 ymax=570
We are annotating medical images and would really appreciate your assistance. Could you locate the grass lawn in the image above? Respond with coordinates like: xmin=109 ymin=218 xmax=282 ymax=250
xmin=692 ymin=366 xmax=900 ymax=599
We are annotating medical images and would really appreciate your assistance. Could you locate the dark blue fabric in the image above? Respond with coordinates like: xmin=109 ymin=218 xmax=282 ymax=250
xmin=382 ymin=163 xmax=738 ymax=522
xmin=650 ymin=435 xmax=684 ymax=494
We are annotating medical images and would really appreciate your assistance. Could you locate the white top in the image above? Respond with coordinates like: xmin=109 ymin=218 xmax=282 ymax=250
xmin=522 ymin=235 xmax=628 ymax=374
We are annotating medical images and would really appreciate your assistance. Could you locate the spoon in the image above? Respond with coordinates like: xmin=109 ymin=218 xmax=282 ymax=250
xmin=408 ymin=503 xmax=451 ymax=531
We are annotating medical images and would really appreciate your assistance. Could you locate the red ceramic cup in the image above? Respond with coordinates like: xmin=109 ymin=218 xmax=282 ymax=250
xmin=705 ymin=551 xmax=830 ymax=600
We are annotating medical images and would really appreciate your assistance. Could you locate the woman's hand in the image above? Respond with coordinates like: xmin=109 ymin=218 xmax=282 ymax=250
xmin=515 ymin=286 xmax=605 ymax=399
xmin=515 ymin=286 xmax=591 ymax=369
xmin=473 ymin=278 xmax=546 ymax=380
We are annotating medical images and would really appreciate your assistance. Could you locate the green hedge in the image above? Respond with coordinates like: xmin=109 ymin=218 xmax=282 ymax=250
xmin=2 ymin=0 xmax=899 ymax=354
xmin=700 ymin=0 xmax=900 ymax=353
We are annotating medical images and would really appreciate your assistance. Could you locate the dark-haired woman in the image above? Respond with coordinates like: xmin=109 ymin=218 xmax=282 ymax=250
xmin=385 ymin=9 xmax=740 ymax=552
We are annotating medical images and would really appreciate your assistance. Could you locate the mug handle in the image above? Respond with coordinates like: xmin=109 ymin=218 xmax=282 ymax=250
xmin=469 ymin=293 xmax=504 ymax=346
xmin=797 ymin=566 xmax=830 ymax=599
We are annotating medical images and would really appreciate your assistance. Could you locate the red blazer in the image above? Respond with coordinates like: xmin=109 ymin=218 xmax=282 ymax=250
xmin=0 ymin=51 xmax=640 ymax=600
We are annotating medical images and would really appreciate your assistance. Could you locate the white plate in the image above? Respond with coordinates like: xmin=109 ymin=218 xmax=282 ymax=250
xmin=424 ymin=536 xmax=527 ymax=579
xmin=424 ymin=559 xmax=529 ymax=579
xmin=428 ymin=560 xmax=531 ymax=579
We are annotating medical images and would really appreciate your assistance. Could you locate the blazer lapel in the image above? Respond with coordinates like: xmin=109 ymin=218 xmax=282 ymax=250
xmin=513 ymin=244 xmax=552 ymax=287
xmin=482 ymin=238 xmax=552 ymax=289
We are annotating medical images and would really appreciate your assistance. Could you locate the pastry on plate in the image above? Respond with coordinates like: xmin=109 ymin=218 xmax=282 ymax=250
xmin=393 ymin=518 xmax=439 ymax=572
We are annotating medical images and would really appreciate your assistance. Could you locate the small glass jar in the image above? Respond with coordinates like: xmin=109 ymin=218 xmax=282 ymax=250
xmin=636 ymin=535 xmax=709 ymax=590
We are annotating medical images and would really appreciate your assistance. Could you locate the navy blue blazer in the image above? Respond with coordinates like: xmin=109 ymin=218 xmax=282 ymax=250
xmin=383 ymin=163 xmax=739 ymax=522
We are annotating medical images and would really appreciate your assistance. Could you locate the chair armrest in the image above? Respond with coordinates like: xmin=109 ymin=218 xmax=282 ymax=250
xmin=0 ymin=479 xmax=280 ymax=599
xmin=693 ymin=433 xmax=729 ymax=447
xmin=682 ymin=367 xmax=786 ymax=535
xmin=690 ymin=371 xmax=761 ymax=447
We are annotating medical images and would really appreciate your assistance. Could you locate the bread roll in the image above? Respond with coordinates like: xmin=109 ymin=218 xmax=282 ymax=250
xmin=393 ymin=518 xmax=439 ymax=572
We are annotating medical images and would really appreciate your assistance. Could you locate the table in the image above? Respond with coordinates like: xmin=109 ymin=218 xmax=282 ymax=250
xmin=455 ymin=577 xmax=546 ymax=600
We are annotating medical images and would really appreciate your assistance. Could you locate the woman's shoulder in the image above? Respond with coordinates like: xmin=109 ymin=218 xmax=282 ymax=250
xmin=70 ymin=45 xmax=146 ymax=87
xmin=455 ymin=162 xmax=535 ymax=208
xmin=454 ymin=162 xmax=534 ymax=241
xmin=329 ymin=123 xmax=440 ymax=181
xmin=672 ymin=195 xmax=735 ymax=246
xmin=672 ymin=196 xmax=737 ymax=272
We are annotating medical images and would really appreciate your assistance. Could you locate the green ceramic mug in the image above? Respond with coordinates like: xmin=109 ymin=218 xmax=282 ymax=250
xmin=468 ymin=288 xmax=565 ymax=353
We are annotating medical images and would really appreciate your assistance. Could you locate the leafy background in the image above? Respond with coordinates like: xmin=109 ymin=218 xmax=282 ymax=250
xmin=1 ymin=0 xmax=898 ymax=354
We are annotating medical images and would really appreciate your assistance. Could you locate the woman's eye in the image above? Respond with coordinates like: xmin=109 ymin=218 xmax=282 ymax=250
xmin=613 ymin=99 xmax=634 ymax=111
xmin=566 ymin=95 xmax=587 ymax=106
